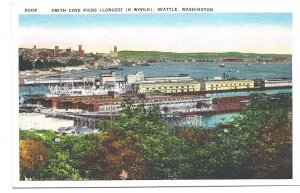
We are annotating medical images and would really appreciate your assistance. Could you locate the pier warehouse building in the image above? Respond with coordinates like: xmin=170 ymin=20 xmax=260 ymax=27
xmin=96 ymin=95 xmax=212 ymax=116
xmin=39 ymin=94 xmax=213 ymax=115
xmin=201 ymin=79 xmax=254 ymax=91
xmin=261 ymin=79 xmax=292 ymax=88
xmin=135 ymin=81 xmax=201 ymax=94
xmin=126 ymin=72 xmax=193 ymax=84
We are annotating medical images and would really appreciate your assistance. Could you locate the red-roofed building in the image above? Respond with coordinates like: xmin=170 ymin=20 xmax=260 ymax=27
xmin=79 ymin=50 xmax=85 ymax=57
xmin=272 ymin=57 xmax=288 ymax=62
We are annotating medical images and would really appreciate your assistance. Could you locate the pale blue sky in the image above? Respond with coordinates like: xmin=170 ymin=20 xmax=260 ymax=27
xmin=19 ymin=13 xmax=292 ymax=54
xmin=19 ymin=13 xmax=292 ymax=28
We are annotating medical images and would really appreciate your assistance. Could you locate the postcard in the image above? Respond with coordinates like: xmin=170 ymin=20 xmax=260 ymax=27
xmin=10 ymin=0 xmax=300 ymax=188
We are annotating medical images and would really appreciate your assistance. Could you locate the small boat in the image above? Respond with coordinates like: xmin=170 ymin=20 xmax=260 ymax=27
xmin=219 ymin=62 xmax=225 ymax=68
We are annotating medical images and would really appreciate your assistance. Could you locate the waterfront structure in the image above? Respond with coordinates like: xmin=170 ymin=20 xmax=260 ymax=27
xmin=97 ymin=95 xmax=212 ymax=116
xmin=114 ymin=45 xmax=118 ymax=53
xmin=201 ymin=79 xmax=254 ymax=91
xmin=126 ymin=72 xmax=192 ymax=84
xmin=100 ymin=71 xmax=116 ymax=86
xmin=213 ymin=96 xmax=248 ymax=113
xmin=41 ymin=93 xmax=116 ymax=109
xmin=135 ymin=81 xmax=201 ymax=94
xmin=262 ymin=79 xmax=292 ymax=88
xmin=126 ymin=71 xmax=145 ymax=84
xmin=144 ymin=74 xmax=193 ymax=83
xmin=39 ymin=93 xmax=212 ymax=115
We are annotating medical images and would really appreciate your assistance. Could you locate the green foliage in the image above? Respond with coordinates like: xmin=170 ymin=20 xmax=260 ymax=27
xmin=20 ymin=131 xmax=102 ymax=180
xmin=35 ymin=152 xmax=81 ymax=180
xmin=19 ymin=130 xmax=42 ymax=141
xmin=19 ymin=130 xmax=56 ymax=142
xmin=117 ymin=50 xmax=291 ymax=61
xmin=55 ymin=133 xmax=102 ymax=160
xmin=67 ymin=58 xmax=84 ymax=66
xmin=19 ymin=56 xmax=33 ymax=71
xmin=19 ymin=56 xmax=84 ymax=71
xmin=19 ymin=93 xmax=292 ymax=180
xmin=222 ymin=93 xmax=292 ymax=178
xmin=77 ymin=128 xmax=145 ymax=180
xmin=98 ymin=102 xmax=192 ymax=179
xmin=174 ymin=93 xmax=292 ymax=179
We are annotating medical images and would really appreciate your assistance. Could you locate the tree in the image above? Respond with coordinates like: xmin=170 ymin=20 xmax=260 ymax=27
xmin=67 ymin=58 xmax=84 ymax=66
xmin=77 ymin=128 xmax=145 ymax=180
xmin=98 ymin=104 xmax=193 ymax=180
xmin=175 ymin=127 xmax=225 ymax=179
xmin=19 ymin=56 xmax=33 ymax=71
xmin=34 ymin=59 xmax=44 ymax=69
xmin=174 ymin=93 xmax=292 ymax=179
xmin=19 ymin=139 xmax=48 ymax=180
xmin=225 ymin=93 xmax=292 ymax=178
xmin=35 ymin=152 xmax=81 ymax=180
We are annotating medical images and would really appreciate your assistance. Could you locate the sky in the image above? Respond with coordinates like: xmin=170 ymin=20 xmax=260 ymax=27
xmin=19 ymin=13 xmax=292 ymax=54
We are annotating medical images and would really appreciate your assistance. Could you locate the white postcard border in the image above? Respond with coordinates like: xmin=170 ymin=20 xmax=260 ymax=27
xmin=11 ymin=0 xmax=300 ymax=187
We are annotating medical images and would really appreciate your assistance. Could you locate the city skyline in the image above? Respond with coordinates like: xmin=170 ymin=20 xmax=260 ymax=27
xmin=19 ymin=13 xmax=292 ymax=54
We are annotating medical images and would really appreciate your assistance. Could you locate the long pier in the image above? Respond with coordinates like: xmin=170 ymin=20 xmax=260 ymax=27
xmin=22 ymin=76 xmax=125 ymax=86
xmin=22 ymin=78 xmax=91 ymax=85
xmin=42 ymin=111 xmax=99 ymax=129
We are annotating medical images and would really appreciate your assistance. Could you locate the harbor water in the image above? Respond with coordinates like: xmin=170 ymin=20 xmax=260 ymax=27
xmin=19 ymin=61 xmax=292 ymax=128
xmin=60 ymin=61 xmax=292 ymax=79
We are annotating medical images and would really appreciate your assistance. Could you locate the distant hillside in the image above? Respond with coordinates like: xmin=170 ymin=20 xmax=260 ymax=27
xmin=117 ymin=51 xmax=292 ymax=61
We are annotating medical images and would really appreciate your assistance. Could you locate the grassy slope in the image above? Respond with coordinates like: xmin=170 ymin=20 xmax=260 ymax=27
xmin=117 ymin=51 xmax=292 ymax=60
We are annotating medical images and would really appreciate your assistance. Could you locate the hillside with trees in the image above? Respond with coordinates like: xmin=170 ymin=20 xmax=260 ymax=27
xmin=19 ymin=93 xmax=292 ymax=180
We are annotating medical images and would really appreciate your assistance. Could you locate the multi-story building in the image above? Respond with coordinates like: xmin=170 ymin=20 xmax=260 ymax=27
xmin=54 ymin=46 xmax=60 ymax=56
xmin=135 ymin=81 xmax=201 ymax=94
xmin=100 ymin=71 xmax=116 ymax=86
xmin=201 ymin=79 xmax=254 ymax=91
xmin=144 ymin=74 xmax=193 ymax=83
xmin=262 ymin=79 xmax=292 ymax=88
xmin=78 ymin=45 xmax=85 ymax=57
xmin=126 ymin=72 xmax=192 ymax=84
xmin=126 ymin=71 xmax=145 ymax=84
